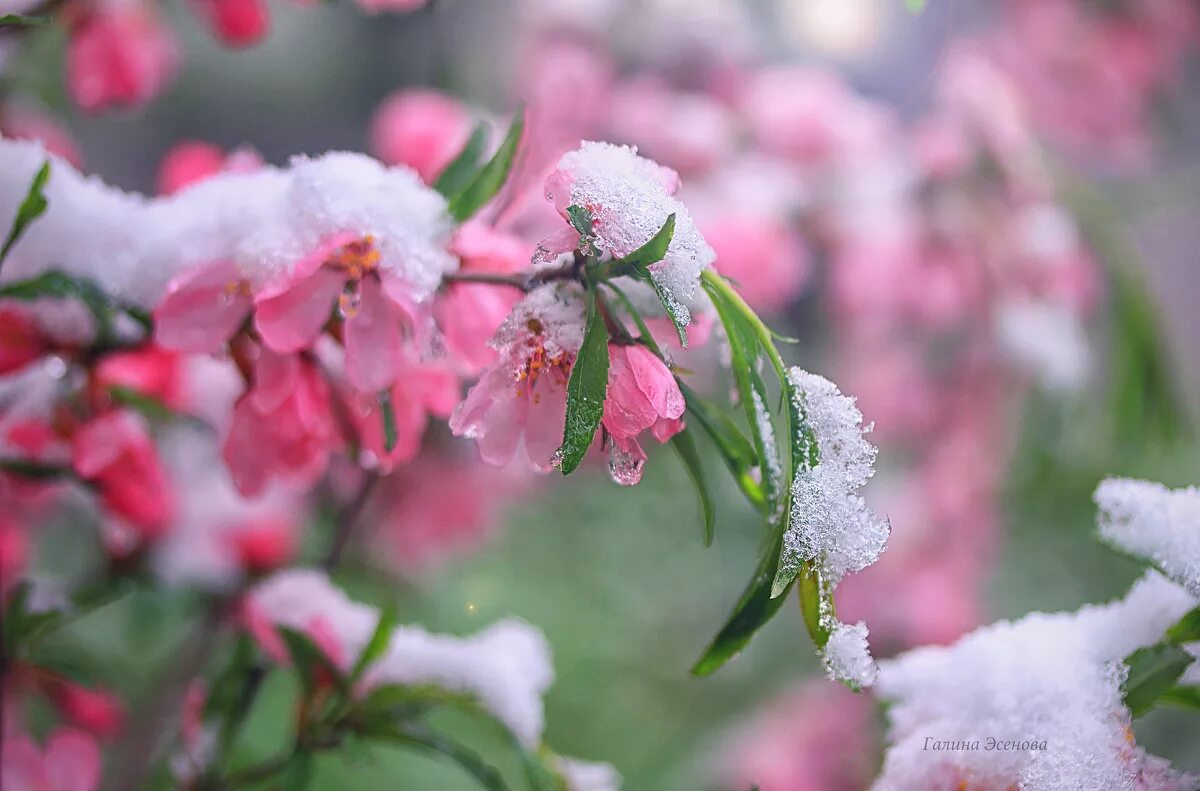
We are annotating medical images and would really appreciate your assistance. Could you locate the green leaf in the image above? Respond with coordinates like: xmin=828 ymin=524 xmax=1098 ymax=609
xmin=280 ymin=751 xmax=315 ymax=791
xmin=796 ymin=566 xmax=835 ymax=648
xmin=905 ymin=0 xmax=927 ymax=12
xmin=598 ymin=214 xmax=687 ymax=346
xmin=604 ymin=213 xmax=676 ymax=276
xmin=691 ymin=530 xmax=790 ymax=677
xmin=447 ymin=109 xmax=525 ymax=222
xmin=379 ymin=390 xmax=398 ymax=453
xmin=0 ymin=270 xmax=115 ymax=343
xmin=107 ymin=386 xmax=176 ymax=422
xmin=1166 ymin=607 xmax=1200 ymax=643
xmin=670 ymin=428 xmax=715 ymax=547
xmin=1160 ymin=685 xmax=1200 ymax=711
xmin=565 ymin=205 xmax=600 ymax=258
xmin=373 ymin=722 xmax=511 ymax=791
xmin=0 ymin=14 xmax=50 ymax=27
xmin=601 ymin=281 xmax=662 ymax=357
xmin=1 ymin=162 xmax=50 ymax=266
xmin=350 ymin=603 xmax=397 ymax=682
xmin=0 ymin=458 xmax=73 ymax=481
xmin=434 ymin=123 xmax=490 ymax=198
xmin=556 ymin=286 xmax=609 ymax=475
xmin=1123 ymin=642 xmax=1193 ymax=717
xmin=678 ymin=383 xmax=758 ymax=479
xmin=770 ymin=376 xmax=820 ymax=599
xmin=279 ymin=627 xmax=347 ymax=696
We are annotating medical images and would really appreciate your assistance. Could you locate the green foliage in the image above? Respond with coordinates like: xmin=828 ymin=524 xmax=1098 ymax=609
xmin=669 ymin=428 xmax=715 ymax=547
xmin=447 ymin=110 xmax=525 ymax=222
xmin=350 ymin=604 xmax=398 ymax=682
xmin=596 ymin=214 xmax=687 ymax=345
xmin=435 ymin=124 xmax=490 ymax=199
xmin=557 ymin=286 xmax=609 ymax=475
xmin=0 ymin=14 xmax=50 ymax=27
xmin=1 ymin=161 xmax=50 ymax=267
xmin=379 ymin=390 xmax=399 ymax=453
xmin=1123 ymin=642 xmax=1193 ymax=718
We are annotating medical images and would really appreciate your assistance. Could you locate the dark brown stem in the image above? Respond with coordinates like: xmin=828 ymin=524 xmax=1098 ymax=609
xmin=442 ymin=259 xmax=583 ymax=293
xmin=321 ymin=472 xmax=380 ymax=571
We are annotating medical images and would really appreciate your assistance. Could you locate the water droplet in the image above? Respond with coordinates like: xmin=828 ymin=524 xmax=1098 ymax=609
xmin=338 ymin=282 xmax=362 ymax=319
xmin=44 ymin=356 xmax=68 ymax=379
xmin=607 ymin=443 xmax=644 ymax=486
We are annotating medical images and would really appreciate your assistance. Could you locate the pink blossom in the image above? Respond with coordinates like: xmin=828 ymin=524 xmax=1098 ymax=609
xmin=254 ymin=233 xmax=417 ymax=393
xmin=740 ymin=68 xmax=861 ymax=166
xmin=154 ymin=260 xmax=255 ymax=355
xmin=0 ymin=306 xmax=45 ymax=375
xmin=93 ymin=346 xmax=186 ymax=409
xmin=222 ymin=349 xmax=338 ymax=497
xmin=719 ymin=681 xmax=876 ymax=791
xmin=189 ymin=0 xmax=270 ymax=48
xmin=66 ymin=0 xmax=178 ymax=113
xmin=1 ymin=729 xmax=101 ymax=791
xmin=227 ymin=517 xmax=295 ymax=574
xmin=450 ymin=286 xmax=582 ymax=471
xmin=156 ymin=141 xmax=262 ymax=195
xmin=71 ymin=410 xmax=172 ymax=538
xmin=705 ymin=214 xmax=810 ymax=314
xmin=607 ymin=79 xmax=736 ymax=175
xmin=436 ymin=223 xmax=530 ymax=372
xmin=369 ymin=89 xmax=473 ymax=184
xmin=47 ymin=682 xmax=125 ymax=740
xmin=0 ymin=107 xmax=84 ymax=169
xmin=0 ymin=516 xmax=27 ymax=593
xmin=600 ymin=340 xmax=686 ymax=470
xmin=352 ymin=359 xmax=458 ymax=472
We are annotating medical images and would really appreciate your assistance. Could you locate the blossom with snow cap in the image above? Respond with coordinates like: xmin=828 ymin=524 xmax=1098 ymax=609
xmin=541 ymin=141 xmax=715 ymax=328
xmin=1096 ymin=478 xmax=1200 ymax=597
xmin=450 ymin=284 xmax=584 ymax=471
xmin=873 ymin=572 xmax=1199 ymax=791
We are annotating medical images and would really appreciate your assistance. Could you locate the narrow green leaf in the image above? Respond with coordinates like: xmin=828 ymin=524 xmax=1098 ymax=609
xmin=557 ymin=287 xmax=609 ymax=475
xmin=691 ymin=531 xmax=790 ymax=677
xmin=0 ymin=270 xmax=116 ymax=343
xmin=2 ymin=581 xmax=33 ymax=652
xmin=1 ymin=162 xmax=50 ymax=266
xmin=678 ymin=383 xmax=757 ymax=472
xmin=604 ymin=213 xmax=675 ymax=276
xmin=770 ymin=376 xmax=819 ymax=599
xmin=374 ymin=722 xmax=511 ymax=791
xmin=0 ymin=14 xmax=50 ymax=27
xmin=1160 ymin=685 xmax=1200 ymax=711
xmin=107 ymin=386 xmax=175 ymax=421
xmin=1166 ymin=607 xmax=1200 ymax=643
xmin=797 ymin=566 xmax=835 ymax=648
xmin=0 ymin=458 xmax=73 ymax=481
xmin=447 ymin=109 xmax=525 ymax=222
xmin=1123 ymin=642 xmax=1193 ymax=717
xmin=279 ymin=626 xmax=347 ymax=696
xmin=566 ymin=204 xmax=600 ymax=258
xmin=434 ymin=123 xmax=490 ymax=198
xmin=379 ymin=390 xmax=398 ymax=453
xmin=601 ymin=281 xmax=662 ymax=357
xmin=350 ymin=603 xmax=397 ymax=681
xmin=670 ymin=428 xmax=715 ymax=547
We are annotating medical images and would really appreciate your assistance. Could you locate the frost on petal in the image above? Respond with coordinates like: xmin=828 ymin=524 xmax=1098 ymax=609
xmin=1096 ymin=478 xmax=1200 ymax=597
xmin=780 ymin=369 xmax=889 ymax=586
xmin=547 ymin=142 xmax=715 ymax=322
xmin=822 ymin=621 xmax=877 ymax=689
xmin=873 ymin=572 xmax=1199 ymax=791
xmin=0 ymin=141 xmax=455 ymax=309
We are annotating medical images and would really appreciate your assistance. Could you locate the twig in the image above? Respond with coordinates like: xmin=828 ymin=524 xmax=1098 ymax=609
xmin=321 ymin=472 xmax=380 ymax=571
xmin=441 ymin=258 xmax=583 ymax=293
xmin=102 ymin=604 xmax=227 ymax=791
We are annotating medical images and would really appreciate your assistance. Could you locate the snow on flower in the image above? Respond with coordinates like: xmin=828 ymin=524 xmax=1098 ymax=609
xmin=450 ymin=284 xmax=585 ymax=470
xmin=779 ymin=369 xmax=889 ymax=587
xmin=248 ymin=569 xmax=555 ymax=747
xmin=544 ymin=141 xmax=715 ymax=326
xmin=822 ymin=621 xmax=877 ymax=689
xmin=873 ymin=572 xmax=1199 ymax=791
xmin=0 ymin=140 xmax=456 ymax=315
xmin=1096 ymin=478 xmax=1200 ymax=597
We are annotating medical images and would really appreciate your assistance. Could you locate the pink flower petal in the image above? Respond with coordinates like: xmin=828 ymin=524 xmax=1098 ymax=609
xmin=254 ymin=268 xmax=345 ymax=353
xmin=344 ymin=278 xmax=403 ymax=393
xmin=44 ymin=729 xmax=101 ymax=791
xmin=154 ymin=260 xmax=251 ymax=353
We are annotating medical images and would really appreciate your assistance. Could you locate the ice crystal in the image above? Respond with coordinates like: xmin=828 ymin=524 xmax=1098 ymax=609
xmin=874 ymin=572 xmax=1199 ymax=791
xmin=549 ymin=142 xmax=715 ymax=318
xmin=822 ymin=621 xmax=878 ymax=689
xmin=779 ymin=369 xmax=888 ymax=585
xmin=1096 ymin=478 xmax=1200 ymax=597
xmin=0 ymin=140 xmax=456 ymax=309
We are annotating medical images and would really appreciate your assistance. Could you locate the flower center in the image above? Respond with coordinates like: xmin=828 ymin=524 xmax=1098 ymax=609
xmin=328 ymin=235 xmax=381 ymax=279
